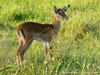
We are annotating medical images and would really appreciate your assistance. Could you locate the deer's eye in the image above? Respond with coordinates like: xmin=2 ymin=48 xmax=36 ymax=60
xmin=59 ymin=13 xmax=62 ymax=15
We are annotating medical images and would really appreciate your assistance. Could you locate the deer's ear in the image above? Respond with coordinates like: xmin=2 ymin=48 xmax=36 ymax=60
xmin=62 ymin=5 xmax=70 ymax=11
xmin=54 ymin=6 xmax=58 ymax=13
xmin=62 ymin=6 xmax=67 ymax=11
xmin=68 ymin=5 xmax=70 ymax=8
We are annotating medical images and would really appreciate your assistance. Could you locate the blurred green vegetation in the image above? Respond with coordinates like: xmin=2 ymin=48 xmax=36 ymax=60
xmin=0 ymin=0 xmax=100 ymax=74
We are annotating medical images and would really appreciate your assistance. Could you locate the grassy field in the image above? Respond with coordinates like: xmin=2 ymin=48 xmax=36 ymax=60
xmin=0 ymin=0 xmax=100 ymax=75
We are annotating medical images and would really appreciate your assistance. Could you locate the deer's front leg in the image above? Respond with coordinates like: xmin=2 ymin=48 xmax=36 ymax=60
xmin=44 ymin=43 xmax=49 ymax=57
xmin=44 ymin=42 xmax=53 ymax=63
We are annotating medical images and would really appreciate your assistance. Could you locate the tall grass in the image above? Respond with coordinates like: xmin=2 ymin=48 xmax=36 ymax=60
xmin=0 ymin=0 xmax=100 ymax=75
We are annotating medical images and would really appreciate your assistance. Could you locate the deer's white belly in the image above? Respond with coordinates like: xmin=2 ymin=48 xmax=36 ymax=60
xmin=35 ymin=37 xmax=46 ymax=42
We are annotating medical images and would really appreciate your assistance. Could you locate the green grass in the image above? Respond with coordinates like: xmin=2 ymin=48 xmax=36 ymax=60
xmin=0 ymin=0 xmax=100 ymax=75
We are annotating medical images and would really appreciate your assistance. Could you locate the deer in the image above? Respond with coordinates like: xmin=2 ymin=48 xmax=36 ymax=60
xmin=16 ymin=5 xmax=70 ymax=68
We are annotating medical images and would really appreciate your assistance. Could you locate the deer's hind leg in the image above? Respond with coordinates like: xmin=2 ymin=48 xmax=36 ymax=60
xmin=16 ymin=31 xmax=33 ymax=68
xmin=16 ymin=38 xmax=24 ymax=67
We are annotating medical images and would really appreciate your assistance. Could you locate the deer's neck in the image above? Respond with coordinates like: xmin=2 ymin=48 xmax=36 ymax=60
xmin=52 ymin=17 xmax=61 ymax=34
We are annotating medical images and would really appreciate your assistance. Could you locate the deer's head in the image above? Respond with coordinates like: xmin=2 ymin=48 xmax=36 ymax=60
xmin=54 ymin=5 xmax=70 ymax=21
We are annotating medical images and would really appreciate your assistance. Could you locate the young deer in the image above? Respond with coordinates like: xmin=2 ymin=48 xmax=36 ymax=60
xmin=16 ymin=5 xmax=70 ymax=67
